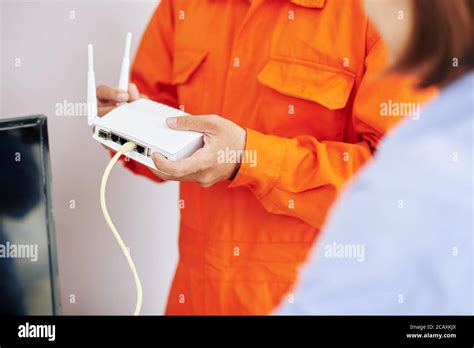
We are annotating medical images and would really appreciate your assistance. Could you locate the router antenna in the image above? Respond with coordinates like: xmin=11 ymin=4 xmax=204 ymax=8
xmin=87 ymin=44 xmax=98 ymax=126
xmin=118 ymin=32 xmax=132 ymax=92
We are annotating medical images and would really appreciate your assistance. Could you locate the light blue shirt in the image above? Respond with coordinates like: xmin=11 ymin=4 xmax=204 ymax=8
xmin=278 ymin=72 xmax=474 ymax=315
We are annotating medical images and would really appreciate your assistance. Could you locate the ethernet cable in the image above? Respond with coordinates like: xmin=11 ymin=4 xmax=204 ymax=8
xmin=100 ymin=141 xmax=142 ymax=315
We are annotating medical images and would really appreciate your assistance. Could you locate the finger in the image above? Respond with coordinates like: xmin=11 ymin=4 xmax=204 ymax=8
xmin=152 ymin=167 xmax=204 ymax=183
xmin=97 ymin=85 xmax=129 ymax=103
xmin=98 ymin=99 xmax=117 ymax=107
xmin=149 ymin=168 xmax=173 ymax=181
xmin=128 ymin=83 xmax=140 ymax=101
xmin=196 ymin=171 xmax=216 ymax=188
xmin=166 ymin=115 xmax=219 ymax=133
xmin=150 ymin=165 xmax=200 ymax=182
xmin=98 ymin=105 xmax=116 ymax=117
xmin=200 ymin=182 xmax=214 ymax=188
xmin=151 ymin=149 xmax=211 ymax=179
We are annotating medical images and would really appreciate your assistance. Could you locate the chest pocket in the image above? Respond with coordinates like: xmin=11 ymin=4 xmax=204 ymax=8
xmin=172 ymin=49 xmax=209 ymax=113
xmin=255 ymin=56 xmax=356 ymax=139
xmin=258 ymin=56 xmax=356 ymax=110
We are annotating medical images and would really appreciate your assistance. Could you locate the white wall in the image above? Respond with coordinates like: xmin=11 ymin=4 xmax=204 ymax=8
xmin=0 ymin=0 xmax=179 ymax=315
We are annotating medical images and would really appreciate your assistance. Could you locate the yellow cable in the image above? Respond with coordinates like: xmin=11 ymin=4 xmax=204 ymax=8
xmin=100 ymin=141 xmax=142 ymax=315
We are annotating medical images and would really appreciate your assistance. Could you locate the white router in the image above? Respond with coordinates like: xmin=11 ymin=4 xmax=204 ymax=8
xmin=87 ymin=33 xmax=203 ymax=167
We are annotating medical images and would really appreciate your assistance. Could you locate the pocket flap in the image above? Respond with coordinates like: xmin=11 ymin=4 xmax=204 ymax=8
xmin=257 ymin=56 xmax=356 ymax=110
xmin=172 ymin=49 xmax=209 ymax=85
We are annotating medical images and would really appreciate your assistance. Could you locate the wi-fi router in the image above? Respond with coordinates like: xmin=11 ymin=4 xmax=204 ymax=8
xmin=87 ymin=33 xmax=203 ymax=168
xmin=92 ymin=99 xmax=204 ymax=167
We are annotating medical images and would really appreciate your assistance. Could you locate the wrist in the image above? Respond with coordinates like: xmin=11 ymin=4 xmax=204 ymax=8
xmin=229 ymin=127 xmax=247 ymax=180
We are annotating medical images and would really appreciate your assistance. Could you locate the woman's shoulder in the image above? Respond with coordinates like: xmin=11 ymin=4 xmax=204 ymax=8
xmin=345 ymin=72 xmax=473 ymax=216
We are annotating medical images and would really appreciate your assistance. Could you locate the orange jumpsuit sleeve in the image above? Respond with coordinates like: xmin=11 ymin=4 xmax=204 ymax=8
xmin=114 ymin=0 xmax=177 ymax=182
xmin=229 ymin=25 xmax=434 ymax=230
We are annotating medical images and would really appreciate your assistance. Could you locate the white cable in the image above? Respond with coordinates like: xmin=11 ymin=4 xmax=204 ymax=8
xmin=100 ymin=141 xmax=143 ymax=315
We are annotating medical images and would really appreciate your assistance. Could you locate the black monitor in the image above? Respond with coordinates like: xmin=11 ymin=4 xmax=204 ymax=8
xmin=0 ymin=115 xmax=61 ymax=315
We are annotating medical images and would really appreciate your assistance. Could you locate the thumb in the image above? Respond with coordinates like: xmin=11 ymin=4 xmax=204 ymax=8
xmin=166 ymin=115 xmax=218 ymax=133
xmin=128 ymin=83 xmax=140 ymax=101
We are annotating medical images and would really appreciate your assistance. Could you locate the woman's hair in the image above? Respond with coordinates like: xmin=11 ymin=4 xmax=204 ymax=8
xmin=393 ymin=0 xmax=474 ymax=88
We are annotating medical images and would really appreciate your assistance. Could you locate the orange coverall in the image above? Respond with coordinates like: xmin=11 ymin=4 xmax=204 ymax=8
xmin=120 ymin=0 xmax=433 ymax=314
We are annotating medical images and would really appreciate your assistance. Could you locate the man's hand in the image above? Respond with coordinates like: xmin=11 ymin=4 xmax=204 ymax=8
xmin=96 ymin=83 xmax=141 ymax=116
xmin=150 ymin=115 xmax=247 ymax=187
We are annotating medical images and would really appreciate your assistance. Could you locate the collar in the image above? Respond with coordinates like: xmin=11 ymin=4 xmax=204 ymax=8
xmin=289 ymin=0 xmax=326 ymax=8
xmin=211 ymin=0 xmax=326 ymax=9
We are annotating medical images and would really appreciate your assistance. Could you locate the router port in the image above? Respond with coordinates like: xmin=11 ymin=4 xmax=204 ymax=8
xmin=98 ymin=129 xmax=110 ymax=140
xmin=135 ymin=144 xmax=146 ymax=155
xmin=110 ymin=133 xmax=119 ymax=143
xmin=118 ymin=137 xmax=127 ymax=145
